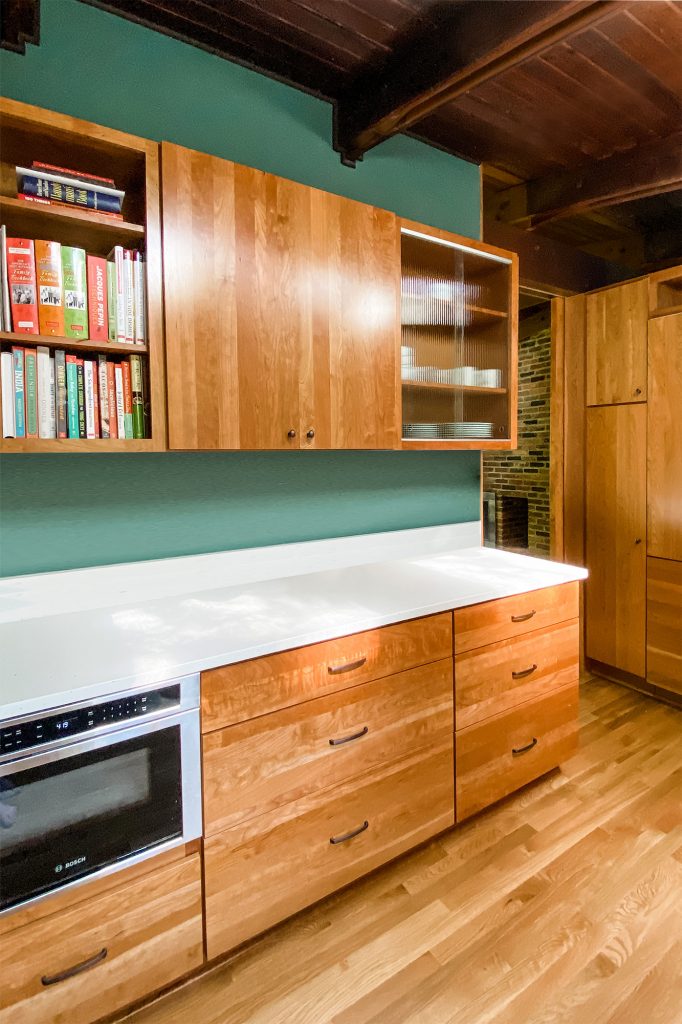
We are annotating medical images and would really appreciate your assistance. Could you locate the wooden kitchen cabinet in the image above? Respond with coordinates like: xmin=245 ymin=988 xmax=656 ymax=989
xmin=585 ymin=278 xmax=648 ymax=406
xmin=647 ymin=557 xmax=682 ymax=697
xmin=585 ymin=404 xmax=647 ymax=677
xmin=648 ymin=313 xmax=682 ymax=561
xmin=161 ymin=142 xmax=399 ymax=450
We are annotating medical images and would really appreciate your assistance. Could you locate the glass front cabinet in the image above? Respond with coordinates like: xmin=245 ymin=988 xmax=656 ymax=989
xmin=400 ymin=221 xmax=518 ymax=450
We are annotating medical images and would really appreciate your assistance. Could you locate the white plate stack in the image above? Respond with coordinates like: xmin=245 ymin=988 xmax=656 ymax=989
xmin=403 ymin=422 xmax=495 ymax=440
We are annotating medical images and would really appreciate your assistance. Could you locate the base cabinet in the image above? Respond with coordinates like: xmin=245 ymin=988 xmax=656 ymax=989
xmin=647 ymin=557 xmax=682 ymax=696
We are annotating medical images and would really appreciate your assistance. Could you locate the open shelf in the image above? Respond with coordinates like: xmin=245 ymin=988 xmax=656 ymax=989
xmin=649 ymin=303 xmax=682 ymax=320
xmin=0 ymin=196 xmax=145 ymax=251
xmin=0 ymin=437 xmax=156 ymax=452
xmin=0 ymin=330 xmax=148 ymax=356
xmin=402 ymin=380 xmax=507 ymax=395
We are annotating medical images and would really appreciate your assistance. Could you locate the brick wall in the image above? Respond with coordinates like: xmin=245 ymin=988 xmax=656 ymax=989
xmin=483 ymin=324 xmax=551 ymax=555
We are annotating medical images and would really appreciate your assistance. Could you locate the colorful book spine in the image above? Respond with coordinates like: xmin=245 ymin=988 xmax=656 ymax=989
xmin=12 ymin=347 xmax=26 ymax=437
xmin=107 ymin=361 xmax=118 ymax=438
xmin=6 ymin=238 xmax=38 ymax=334
xmin=24 ymin=348 xmax=38 ymax=438
xmin=31 ymin=162 xmax=116 ymax=188
xmin=87 ymin=255 xmax=108 ymax=342
xmin=35 ymin=239 xmax=64 ymax=336
xmin=129 ymin=354 xmax=145 ymax=438
xmin=37 ymin=345 xmax=55 ymax=438
xmin=18 ymin=171 xmax=123 ymax=214
xmin=65 ymin=354 xmax=79 ymax=438
xmin=114 ymin=363 xmax=125 ymax=438
xmin=84 ymin=359 xmax=96 ymax=439
xmin=62 ymin=247 xmax=88 ymax=339
xmin=75 ymin=358 xmax=86 ymax=438
xmin=0 ymin=225 xmax=12 ymax=331
xmin=106 ymin=262 xmax=117 ymax=342
xmin=109 ymin=246 xmax=126 ymax=343
xmin=98 ymin=355 xmax=109 ymax=439
xmin=92 ymin=360 xmax=100 ymax=438
xmin=133 ymin=250 xmax=146 ymax=344
xmin=1 ymin=350 xmax=15 ymax=437
xmin=123 ymin=249 xmax=134 ymax=344
xmin=55 ymin=349 xmax=67 ymax=438
xmin=49 ymin=355 xmax=56 ymax=439
xmin=121 ymin=358 xmax=133 ymax=438
xmin=16 ymin=194 xmax=124 ymax=221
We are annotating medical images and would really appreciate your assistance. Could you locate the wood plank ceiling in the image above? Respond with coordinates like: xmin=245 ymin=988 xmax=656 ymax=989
xmin=7 ymin=0 xmax=680 ymax=287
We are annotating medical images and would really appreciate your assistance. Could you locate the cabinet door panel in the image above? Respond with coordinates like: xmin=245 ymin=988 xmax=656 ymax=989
xmin=586 ymin=279 xmax=647 ymax=406
xmin=647 ymin=557 xmax=682 ymax=696
xmin=585 ymin=404 xmax=646 ymax=676
xmin=648 ymin=313 xmax=682 ymax=560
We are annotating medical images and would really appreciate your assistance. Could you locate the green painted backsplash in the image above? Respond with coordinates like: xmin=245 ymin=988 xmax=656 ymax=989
xmin=0 ymin=0 xmax=481 ymax=577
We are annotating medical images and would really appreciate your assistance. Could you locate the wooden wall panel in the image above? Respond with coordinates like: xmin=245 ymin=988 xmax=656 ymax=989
xmin=585 ymin=404 xmax=646 ymax=676
xmin=562 ymin=293 xmax=587 ymax=567
xmin=586 ymin=279 xmax=648 ymax=406
xmin=647 ymin=557 xmax=682 ymax=696
xmin=648 ymin=313 xmax=682 ymax=560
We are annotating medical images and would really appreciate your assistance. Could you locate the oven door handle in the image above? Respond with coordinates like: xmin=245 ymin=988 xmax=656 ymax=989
xmin=41 ymin=947 xmax=108 ymax=986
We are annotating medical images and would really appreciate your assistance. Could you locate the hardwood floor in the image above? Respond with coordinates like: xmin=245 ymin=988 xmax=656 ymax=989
xmin=120 ymin=677 xmax=682 ymax=1024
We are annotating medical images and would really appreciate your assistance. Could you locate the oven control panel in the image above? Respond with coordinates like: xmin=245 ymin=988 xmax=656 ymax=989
xmin=1 ymin=683 xmax=181 ymax=756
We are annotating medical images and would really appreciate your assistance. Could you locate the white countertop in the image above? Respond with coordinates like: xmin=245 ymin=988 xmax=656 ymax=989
xmin=0 ymin=523 xmax=587 ymax=721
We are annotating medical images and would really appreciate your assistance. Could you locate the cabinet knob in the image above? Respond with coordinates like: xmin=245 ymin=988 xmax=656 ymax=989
xmin=306 ymin=429 xmax=315 ymax=440
xmin=634 ymin=387 xmax=642 ymax=396
xmin=635 ymin=538 xmax=642 ymax=545
xmin=287 ymin=429 xmax=297 ymax=439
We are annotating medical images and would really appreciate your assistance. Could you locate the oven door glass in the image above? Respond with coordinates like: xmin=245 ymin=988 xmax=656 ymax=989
xmin=0 ymin=719 xmax=183 ymax=912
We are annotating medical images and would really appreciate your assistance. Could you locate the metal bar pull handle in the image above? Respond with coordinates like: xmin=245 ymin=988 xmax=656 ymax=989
xmin=511 ymin=610 xmax=536 ymax=623
xmin=328 ymin=657 xmax=367 ymax=675
xmin=41 ymin=948 xmax=108 ymax=986
xmin=512 ymin=663 xmax=538 ymax=680
xmin=330 ymin=820 xmax=369 ymax=845
xmin=512 ymin=737 xmax=538 ymax=756
xmin=329 ymin=725 xmax=369 ymax=747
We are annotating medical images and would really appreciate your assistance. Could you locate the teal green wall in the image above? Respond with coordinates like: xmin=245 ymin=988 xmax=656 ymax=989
xmin=0 ymin=0 xmax=481 ymax=577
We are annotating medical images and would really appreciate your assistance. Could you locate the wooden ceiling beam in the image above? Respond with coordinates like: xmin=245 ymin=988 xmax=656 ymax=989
xmin=334 ymin=0 xmax=618 ymax=165
xmin=492 ymin=131 xmax=682 ymax=227
xmin=0 ymin=0 xmax=40 ymax=54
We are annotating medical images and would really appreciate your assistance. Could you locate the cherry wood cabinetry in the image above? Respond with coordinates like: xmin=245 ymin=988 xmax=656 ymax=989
xmin=161 ymin=142 xmax=399 ymax=451
xmin=647 ymin=312 xmax=682 ymax=562
xmin=454 ymin=582 xmax=578 ymax=653
xmin=647 ymin=557 xmax=682 ymax=697
xmin=585 ymin=278 xmax=648 ymax=407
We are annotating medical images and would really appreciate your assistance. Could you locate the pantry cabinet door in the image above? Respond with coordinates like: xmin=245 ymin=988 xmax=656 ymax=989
xmin=585 ymin=279 xmax=647 ymax=406
xmin=648 ymin=312 xmax=682 ymax=561
xmin=162 ymin=143 xmax=316 ymax=450
xmin=311 ymin=192 xmax=400 ymax=449
xmin=585 ymin=404 xmax=646 ymax=676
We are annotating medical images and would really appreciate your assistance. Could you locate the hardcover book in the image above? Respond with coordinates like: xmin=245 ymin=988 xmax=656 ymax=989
xmin=35 ymin=240 xmax=65 ymax=336
xmin=87 ymin=255 xmax=108 ymax=343
xmin=106 ymin=262 xmax=117 ymax=342
xmin=1 ymin=350 xmax=15 ymax=437
xmin=54 ymin=349 xmax=67 ymax=438
xmin=121 ymin=358 xmax=133 ymax=438
xmin=75 ymin=358 xmax=86 ymax=438
xmin=16 ymin=194 xmax=124 ymax=221
xmin=65 ymin=354 xmax=79 ymax=438
xmin=6 ymin=237 xmax=38 ymax=334
xmin=62 ymin=247 xmax=88 ymax=339
xmin=133 ymin=250 xmax=146 ymax=344
xmin=37 ymin=345 xmax=56 ymax=438
xmin=129 ymin=354 xmax=145 ymax=438
xmin=123 ymin=249 xmax=135 ymax=344
xmin=109 ymin=247 xmax=126 ymax=343
xmin=98 ymin=354 xmax=110 ymax=438
xmin=12 ymin=347 xmax=25 ymax=437
xmin=24 ymin=348 xmax=38 ymax=438
xmin=114 ymin=363 xmax=125 ymax=438
xmin=107 ymin=360 xmax=118 ymax=438
xmin=0 ymin=225 xmax=12 ymax=331
xmin=17 ymin=166 xmax=124 ymax=214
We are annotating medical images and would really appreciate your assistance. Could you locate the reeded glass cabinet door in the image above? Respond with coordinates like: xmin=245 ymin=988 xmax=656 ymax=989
xmin=401 ymin=228 xmax=514 ymax=446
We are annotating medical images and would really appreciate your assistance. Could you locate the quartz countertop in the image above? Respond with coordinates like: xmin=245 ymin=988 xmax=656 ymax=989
xmin=0 ymin=523 xmax=587 ymax=721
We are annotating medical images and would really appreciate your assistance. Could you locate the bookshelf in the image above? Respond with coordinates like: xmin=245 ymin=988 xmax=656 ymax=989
xmin=0 ymin=97 xmax=166 ymax=451
xmin=399 ymin=220 xmax=518 ymax=450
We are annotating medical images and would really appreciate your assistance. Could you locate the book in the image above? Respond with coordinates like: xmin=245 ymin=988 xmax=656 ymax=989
xmin=62 ymin=246 xmax=88 ymax=339
xmin=133 ymin=250 xmax=146 ymax=344
xmin=37 ymin=345 xmax=55 ymax=438
xmin=84 ymin=359 xmax=96 ymax=439
xmin=54 ymin=349 xmax=67 ymax=438
xmin=114 ymin=363 xmax=125 ymax=438
xmin=109 ymin=246 xmax=126 ymax=343
xmin=106 ymin=262 xmax=117 ymax=342
xmin=12 ymin=347 xmax=25 ymax=437
xmin=92 ymin=359 xmax=100 ymax=438
xmin=65 ymin=354 xmax=79 ymax=438
xmin=6 ymin=237 xmax=38 ymax=333
xmin=121 ymin=358 xmax=133 ymax=438
xmin=98 ymin=355 xmax=110 ymax=438
xmin=87 ymin=255 xmax=108 ymax=342
xmin=129 ymin=354 xmax=144 ymax=438
xmin=31 ymin=161 xmax=116 ymax=188
xmin=24 ymin=348 xmax=38 ymax=438
xmin=49 ymin=356 xmax=56 ymax=439
xmin=106 ymin=361 xmax=118 ymax=438
xmin=123 ymin=249 xmax=134 ymax=343
xmin=35 ymin=240 xmax=65 ymax=336
xmin=16 ymin=166 xmax=124 ymax=213
xmin=16 ymin=193 xmax=124 ymax=220
xmin=75 ymin=358 xmax=86 ymax=438
xmin=1 ymin=350 xmax=15 ymax=437
xmin=0 ymin=225 xmax=11 ymax=331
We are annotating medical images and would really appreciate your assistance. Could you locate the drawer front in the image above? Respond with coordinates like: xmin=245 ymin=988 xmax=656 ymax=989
xmin=201 ymin=612 xmax=453 ymax=732
xmin=455 ymin=620 xmax=579 ymax=729
xmin=456 ymin=683 xmax=578 ymax=821
xmin=1 ymin=853 xmax=203 ymax=1024
xmin=204 ymin=658 xmax=453 ymax=835
xmin=454 ymin=582 xmax=578 ymax=653
xmin=204 ymin=745 xmax=454 ymax=959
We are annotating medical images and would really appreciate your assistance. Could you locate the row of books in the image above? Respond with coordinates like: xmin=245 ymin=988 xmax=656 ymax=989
xmin=0 ymin=229 xmax=146 ymax=344
xmin=1 ymin=347 xmax=147 ymax=440
xmin=16 ymin=160 xmax=125 ymax=217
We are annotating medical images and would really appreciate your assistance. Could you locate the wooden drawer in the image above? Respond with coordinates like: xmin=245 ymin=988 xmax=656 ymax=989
xmin=647 ymin=557 xmax=682 ymax=696
xmin=456 ymin=683 xmax=579 ymax=821
xmin=0 ymin=853 xmax=203 ymax=1024
xmin=454 ymin=582 xmax=578 ymax=653
xmin=204 ymin=658 xmax=453 ymax=835
xmin=201 ymin=612 xmax=452 ymax=731
xmin=455 ymin=620 xmax=579 ymax=730
xmin=204 ymin=745 xmax=454 ymax=958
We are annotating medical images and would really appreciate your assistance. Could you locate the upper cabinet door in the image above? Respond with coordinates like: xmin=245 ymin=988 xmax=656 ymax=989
xmin=586 ymin=279 xmax=648 ymax=406
xmin=648 ymin=312 xmax=682 ymax=560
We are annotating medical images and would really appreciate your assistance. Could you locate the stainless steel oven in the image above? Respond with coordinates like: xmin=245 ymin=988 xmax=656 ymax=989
xmin=0 ymin=675 xmax=201 ymax=915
